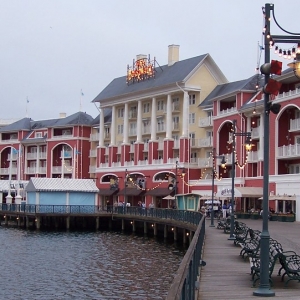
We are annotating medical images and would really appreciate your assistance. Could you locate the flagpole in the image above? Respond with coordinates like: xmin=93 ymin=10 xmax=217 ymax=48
xmin=26 ymin=97 xmax=29 ymax=117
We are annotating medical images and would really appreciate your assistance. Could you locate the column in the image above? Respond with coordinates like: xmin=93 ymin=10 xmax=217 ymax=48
xmin=173 ymin=227 xmax=178 ymax=241
xmin=110 ymin=105 xmax=116 ymax=146
xmin=180 ymin=92 xmax=189 ymax=163
xmin=149 ymin=97 xmax=158 ymax=164
xmin=163 ymin=94 xmax=174 ymax=163
xmin=134 ymin=100 xmax=144 ymax=164
xmin=96 ymin=216 xmax=99 ymax=230
xmin=259 ymin=113 xmax=264 ymax=160
xmin=97 ymin=106 xmax=106 ymax=166
xmin=144 ymin=222 xmax=147 ymax=234
xmin=36 ymin=217 xmax=41 ymax=230
xmin=109 ymin=106 xmax=117 ymax=166
xmin=121 ymin=103 xmax=130 ymax=165
xmin=153 ymin=223 xmax=157 ymax=236
xmin=165 ymin=94 xmax=172 ymax=140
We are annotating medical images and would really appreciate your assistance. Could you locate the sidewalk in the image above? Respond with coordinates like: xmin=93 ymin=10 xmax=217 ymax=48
xmin=197 ymin=218 xmax=300 ymax=299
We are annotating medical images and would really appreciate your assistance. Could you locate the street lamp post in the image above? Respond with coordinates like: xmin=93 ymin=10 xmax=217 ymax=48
xmin=254 ymin=3 xmax=300 ymax=297
xmin=229 ymin=120 xmax=252 ymax=240
xmin=210 ymin=149 xmax=226 ymax=227
xmin=174 ymin=161 xmax=186 ymax=202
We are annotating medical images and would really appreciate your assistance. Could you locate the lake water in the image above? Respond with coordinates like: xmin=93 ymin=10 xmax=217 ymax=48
xmin=0 ymin=227 xmax=185 ymax=300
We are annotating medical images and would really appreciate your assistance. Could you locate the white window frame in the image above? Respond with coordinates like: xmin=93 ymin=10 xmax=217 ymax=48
xmin=189 ymin=94 xmax=196 ymax=105
xmin=189 ymin=113 xmax=195 ymax=124
xmin=118 ymin=108 xmax=124 ymax=118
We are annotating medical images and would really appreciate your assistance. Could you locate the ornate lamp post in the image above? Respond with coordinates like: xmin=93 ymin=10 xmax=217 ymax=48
xmin=175 ymin=161 xmax=186 ymax=196
xmin=254 ymin=3 xmax=299 ymax=297
xmin=210 ymin=149 xmax=226 ymax=227
xmin=228 ymin=120 xmax=252 ymax=240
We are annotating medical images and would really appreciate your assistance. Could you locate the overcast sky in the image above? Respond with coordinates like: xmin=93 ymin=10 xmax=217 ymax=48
xmin=0 ymin=0 xmax=298 ymax=121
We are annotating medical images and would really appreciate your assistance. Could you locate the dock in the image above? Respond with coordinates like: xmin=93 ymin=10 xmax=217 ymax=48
xmin=198 ymin=218 xmax=300 ymax=299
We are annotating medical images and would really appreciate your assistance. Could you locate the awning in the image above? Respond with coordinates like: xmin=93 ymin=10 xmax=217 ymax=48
xmin=163 ymin=195 xmax=175 ymax=200
xmin=99 ymin=188 xmax=119 ymax=196
xmin=117 ymin=188 xmax=145 ymax=196
xmin=259 ymin=195 xmax=296 ymax=201
xmin=145 ymin=188 xmax=172 ymax=197
xmin=215 ymin=187 xmax=263 ymax=198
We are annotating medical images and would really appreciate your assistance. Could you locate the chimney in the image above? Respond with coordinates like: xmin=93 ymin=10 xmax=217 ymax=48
xmin=59 ymin=113 xmax=66 ymax=118
xmin=168 ymin=44 xmax=179 ymax=66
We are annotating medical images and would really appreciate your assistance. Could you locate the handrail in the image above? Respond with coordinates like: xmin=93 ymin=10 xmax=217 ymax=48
xmin=166 ymin=215 xmax=205 ymax=300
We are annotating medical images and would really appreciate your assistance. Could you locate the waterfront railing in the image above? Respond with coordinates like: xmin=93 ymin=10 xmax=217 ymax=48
xmin=0 ymin=204 xmax=202 ymax=225
xmin=166 ymin=214 xmax=205 ymax=300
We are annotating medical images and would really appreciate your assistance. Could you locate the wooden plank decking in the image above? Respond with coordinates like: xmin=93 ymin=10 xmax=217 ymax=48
xmin=197 ymin=219 xmax=300 ymax=299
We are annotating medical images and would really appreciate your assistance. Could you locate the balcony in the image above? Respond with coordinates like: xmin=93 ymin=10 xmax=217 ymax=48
xmin=0 ymin=167 xmax=17 ymax=175
xmin=129 ymin=111 xmax=137 ymax=119
xmin=198 ymin=116 xmax=212 ymax=128
xmin=251 ymin=126 xmax=261 ymax=139
xmin=142 ymin=126 xmax=151 ymax=134
xmin=27 ymin=152 xmax=37 ymax=160
xmin=129 ymin=129 xmax=137 ymax=136
xmin=290 ymin=118 xmax=300 ymax=132
xmin=152 ymin=158 xmax=163 ymax=165
xmin=27 ymin=167 xmax=46 ymax=174
xmin=247 ymin=151 xmax=259 ymax=162
xmin=173 ymin=122 xmax=179 ymax=131
xmin=89 ymin=149 xmax=97 ymax=157
xmin=218 ymin=107 xmax=237 ymax=116
xmin=90 ymin=133 xmax=99 ymax=141
xmin=144 ymin=143 xmax=149 ymax=151
xmin=52 ymin=166 xmax=73 ymax=174
xmin=157 ymin=124 xmax=165 ymax=133
xmin=172 ymin=103 xmax=180 ymax=111
xmin=197 ymin=158 xmax=213 ymax=168
xmin=7 ymin=154 xmax=18 ymax=161
xmin=198 ymin=137 xmax=213 ymax=148
xmin=277 ymin=144 xmax=300 ymax=159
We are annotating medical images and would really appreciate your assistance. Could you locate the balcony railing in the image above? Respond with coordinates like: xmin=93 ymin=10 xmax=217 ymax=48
xmin=277 ymin=144 xmax=300 ymax=158
xmin=89 ymin=133 xmax=99 ymax=141
xmin=198 ymin=116 xmax=212 ymax=128
xmin=89 ymin=149 xmax=97 ymax=157
xmin=0 ymin=167 xmax=17 ymax=175
xmin=157 ymin=125 xmax=165 ymax=133
xmin=174 ymin=139 xmax=179 ymax=148
xmin=7 ymin=154 xmax=18 ymax=161
xmin=251 ymin=126 xmax=261 ymax=139
xmin=197 ymin=158 xmax=213 ymax=168
xmin=247 ymin=151 xmax=259 ymax=162
xmin=219 ymin=106 xmax=237 ymax=116
xmin=27 ymin=167 xmax=46 ymax=174
xmin=198 ymin=137 xmax=213 ymax=148
xmin=144 ymin=143 xmax=149 ymax=151
xmin=52 ymin=166 xmax=73 ymax=173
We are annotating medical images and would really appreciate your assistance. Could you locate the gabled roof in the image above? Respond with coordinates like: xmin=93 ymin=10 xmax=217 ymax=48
xmin=93 ymin=54 xmax=227 ymax=103
xmin=26 ymin=178 xmax=99 ymax=193
xmin=0 ymin=112 xmax=94 ymax=132
xmin=200 ymin=75 xmax=261 ymax=107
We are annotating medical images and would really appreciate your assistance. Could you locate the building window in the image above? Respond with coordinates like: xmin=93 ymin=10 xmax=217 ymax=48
xmin=143 ymin=103 xmax=150 ymax=113
xmin=35 ymin=132 xmax=42 ymax=138
xmin=189 ymin=94 xmax=196 ymax=105
xmin=172 ymin=97 xmax=179 ymax=110
xmin=117 ymin=124 xmax=123 ymax=134
xmin=189 ymin=132 xmax=196 ymax=146
xmin=157 ymin=100 xmax=164 ymax=111
xmin=189 ymin=113 xmax=195 ymax=124
xmin=289 ymin=164 xmax=300 ymax=174
xmin=118 ymin=108 xmax=124 ymax=118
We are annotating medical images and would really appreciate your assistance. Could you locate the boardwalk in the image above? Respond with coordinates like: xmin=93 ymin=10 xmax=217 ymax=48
xmin=197 ymin=218 xmax=300 ymax=299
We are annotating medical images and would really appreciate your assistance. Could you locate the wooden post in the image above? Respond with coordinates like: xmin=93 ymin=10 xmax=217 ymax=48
xmin=122 ymin=219 xmax=125 ymax=231
xmin=144 ymin=221 xmax=147 ymax=234
xmin=173 ymin=227 xmax=178 ymax=241
xmin=95 ymin=216 xmax=99 ymax=230
xmin=66 ymin=216 xmax=70 ymax=230
xmin=164 ymin=224 xmax=167 ymax=239
xmin=153 ymin=223 xmax=157 ymax=236
xmin=36 ymin=217 xmax=41 ymax=230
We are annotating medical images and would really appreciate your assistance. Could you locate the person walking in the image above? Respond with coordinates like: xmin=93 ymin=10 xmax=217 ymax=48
xmin=222 ymin=202 xmax=227 ymax=219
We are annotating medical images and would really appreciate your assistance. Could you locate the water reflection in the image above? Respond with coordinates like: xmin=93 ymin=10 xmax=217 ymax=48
xmin=0 ymin=227 xmax=184 ymax=300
